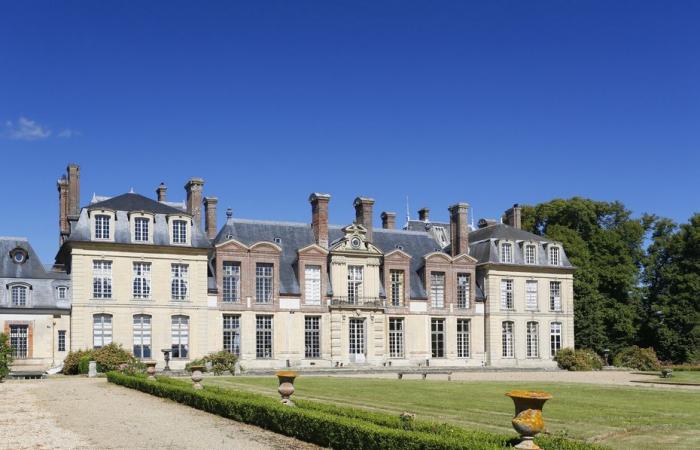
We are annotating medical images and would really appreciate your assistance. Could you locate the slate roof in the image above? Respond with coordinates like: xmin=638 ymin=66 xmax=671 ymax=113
xmin=0 ymin=237 xmax=68 ymax=280
xmin=468 ymin=224 xmax=573 ymax=267
xmin=64 ymin=193 xmax=210 ymax=248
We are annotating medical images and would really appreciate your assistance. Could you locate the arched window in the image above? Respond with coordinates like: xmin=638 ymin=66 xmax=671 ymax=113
xmin=502 ymin=321 xmax=514 ymax=358
xmin=171 ymin=315 xmax=189 ymax=358
xmin=500 ymin=242 xmax=513 ymax=263
xmin=11 ymin=285 xmax=28 ymax=306
xmin=527 ymin=322 xmax=539 ymax=358
xmin=133 ymin=315 xmax=152 ymax=359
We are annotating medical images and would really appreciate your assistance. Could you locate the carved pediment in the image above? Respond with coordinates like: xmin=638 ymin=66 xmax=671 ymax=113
xmin=452 ymin=253 xmax=478 ymax=266
xmin=298 ymin=243 xmax=330 ymax=257
xmin=215 ymin=238 xmax=249 ymax=252
xmin=384 ymin=248 xmax=412 ymax=262
xmin=330 ymin=223 xmax=382 ymax=255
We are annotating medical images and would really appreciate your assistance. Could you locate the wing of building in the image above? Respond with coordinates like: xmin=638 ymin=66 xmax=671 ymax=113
xmin=48 ymin=164 xmax=574 ymax=371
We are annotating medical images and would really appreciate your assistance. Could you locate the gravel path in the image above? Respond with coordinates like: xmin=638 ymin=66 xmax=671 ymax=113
xmin=0 ymin=377 xmax=319 ymax=450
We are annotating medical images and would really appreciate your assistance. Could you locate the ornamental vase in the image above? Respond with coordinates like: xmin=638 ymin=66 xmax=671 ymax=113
xmin=505 ymin=390 xmax=552 ymax=450
xmin=190 ymin=365 xmax=205 ymax=390
xmin=145 ymin=361 xmax=157 ymax=381
xmin=276 ymin=370 xmax=298 ymax=406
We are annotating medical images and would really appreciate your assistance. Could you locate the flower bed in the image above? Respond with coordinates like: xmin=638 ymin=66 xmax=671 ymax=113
xmin=106 ymin=372 xmax=607 ymax=450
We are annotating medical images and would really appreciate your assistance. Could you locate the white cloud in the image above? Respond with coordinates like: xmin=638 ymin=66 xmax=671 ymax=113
xmin=3 ymin=116 xmax=51 ymax=140
xmin=58 ymin=129 xmax=81 ymax=138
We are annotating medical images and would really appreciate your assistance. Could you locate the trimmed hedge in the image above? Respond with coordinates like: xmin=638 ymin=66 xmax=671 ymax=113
xmin=613 ymin=346 xmax=661 ymax=371
xmin=107 ymin=372 xmax=607 ymax=450
xmin=554 ymin=348 xmax=603 ymax=371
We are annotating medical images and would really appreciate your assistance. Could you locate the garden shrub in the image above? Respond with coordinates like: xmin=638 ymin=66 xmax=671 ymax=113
xmin=107 ymin=372 xmax=608 ymax=450
xmin=0 ymin=333 xmax=13 ymax=381
xmin=185 ymin=350 xmax=238 ymax=375
xmin=62 ymin=349 xmax=94 ymax=374
xmin=78 ymin=355 xmax=92 ymax=374
xmin=63 ymin=344 xmax=139 ymax=375
xmin=613 ymin=346 xmax=661 ymax=371
xmin=554 ymin=348 xmax=603 ymax=371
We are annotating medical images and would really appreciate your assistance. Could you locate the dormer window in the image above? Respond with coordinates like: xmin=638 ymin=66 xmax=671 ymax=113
xmin=10 ymin=248 xmax=28 ymax=264
xmin=525 ymin=244 xmax=537 ymax=265
xmin=11 ymin=285 xmax=29 ymax=306
xmin=432 ymin=226 xmax=449 ymax=248
xmin=56 ymin=286 xmax=68 ymax=300
xmin=549 ymin=246 xmax=561 ymax=266
xmin=134 ymin=217 xmax=150 ymax=242
xmin=95 ymin=215 xmax=110 ymax=240
xmin=172 ymin=220 xmax=187 ymax=244
xmin=500 ymin=242 xmax=513 ymax=263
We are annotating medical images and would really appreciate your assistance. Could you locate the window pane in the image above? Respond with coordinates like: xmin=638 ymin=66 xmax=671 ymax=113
xmin=223 ymin=262 xmax=241 ymax=302
xmin=457 ymin=273 xmax=470 ymax=309
xmin=549 ymin=281 xmax=562 ymax=311
xmin=255 ymin=315 xmax=273 ymax=358
xmin=430 ymin=272 xmax=445 ymax=308
xmin=527 ymin=322 xmax=539 ymax=358
xmin=502 ymin=321 xmax=514 ymax=357
xmin=390 ymin=270 xmax=404 ymax=306
xmin=389 ymin=318 xmax=404 ymax=358
xmin=255 ymin=263 xmax=274 ymax=303
xmin=431 ymin=319 xmax=445 ymax=358
xmin=526 ymin=281 xmax=538 ymax=310
xmin=305 ymin=266 xmax=321 ymax=305
xmin=223 ymin=315 xmax=241 ymax=356
xmin=171 ymin=315 xmax=189 ymax=358
xmin=304 ymin=316 xmax=321 ymax=358
xmin=457 ymin=319 xmax=470 ymax=358
xmin=500 ymin=279 xmax=513 ymax=309
xmin=171 ymin=264 xmax=188 ymax=300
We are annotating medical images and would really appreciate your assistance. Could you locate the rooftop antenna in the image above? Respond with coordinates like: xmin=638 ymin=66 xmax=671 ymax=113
xmin=405 ymin=196 xmax=411 ymax=227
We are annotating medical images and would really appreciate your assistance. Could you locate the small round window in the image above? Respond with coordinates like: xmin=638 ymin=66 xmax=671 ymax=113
xmin=350 ymin=237 xmax=361 ymax=249
xmin=11 ymin=248 xmax=28 ymax=264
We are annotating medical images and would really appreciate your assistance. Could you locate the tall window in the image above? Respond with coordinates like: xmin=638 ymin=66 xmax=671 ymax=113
xmin=93 ymin=314 xmax=112 ymax=349
xmin=390 ymin=270 xmax=404 ymax=306
xmin=304 ymin=316 xmax=321 ymax=358
xmin=550 ymin=322 xmax=562 ymax=357
xmin=525 ymin=244 xmax=537 ymax=264
xmin=348 ymin=318 xmax=365 ymax=356
xmin=549 ymin=246 xmax=560 ymax=266
xmin=134 ymin=217 xmax=149 ymax=242
xmin=255 ymin=315 xmax=273 ymax=358
xmin=525 ymin=280 xmax=538 ymax=310
xmin=527 ymin=322 xmax=539 ymax=358
xmin=171 ymin=264 xmax=188 ymax=301
xmin=58 ymin=330 xmax=66 ymax=352
xmin=388 ymin=318 xmax=405 ymax=358
xmin=95 ymin=214 xmax=110 ymax=239
xmin=457 ymin=319 xmax=470 ymax=358
xmin=9 ymin=325 xmax=28 ymax=358
xmin=549 ymin=281 xmax=562 ymax=311
xmin=502 ymin=321 xmax=514 ymax=358
xmin=222 ymin=262 xmax=241 ymax=303
xmin=500 ymin=279 xmax=514 ymax=310
xmin=347 ymin=265 xmax=363 ymax=304
xmin=172 ymin=219 xmax=187 ymax=244
xmin=431 ymin=318 xmax=445 ymax=358
xmin=457 ymin=273 xmax=470 ymax=309
xmin=11 ymin=285 xmax=28 ymax=306
xmin=57 ymin=286 xmax=68 ymax=300
xmin=500 ymin=243 xmax=513 ymax=263
xmin=304 ymin=265 xmax=321 ymax=305
xmin=133 ymin=314 xmax=152 ymax=359
xmin=171 ymin=315 xmax=189 ymax=358
xmin=430 ymin=272 xmax=445 ymax=308
xmin=223 ymin=315 xmax=241 ymax=356
xmin=255 ymin=263 xmax=274 ymax=303
xmin=93 ymin=260 xmax=112 ymax=299
xmin=132 ymin=262 xmax=151 ymax=299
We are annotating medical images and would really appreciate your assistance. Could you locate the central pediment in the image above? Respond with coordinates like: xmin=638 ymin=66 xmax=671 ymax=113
xmin=330 ymin=223 xmax=382 ymax=255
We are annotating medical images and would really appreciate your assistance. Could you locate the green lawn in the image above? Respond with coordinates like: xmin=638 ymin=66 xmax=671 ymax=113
xmin=632 ymin=371 xmax=700 ymax=386
xmin=204 ymin=376 xmax=700 ymax=450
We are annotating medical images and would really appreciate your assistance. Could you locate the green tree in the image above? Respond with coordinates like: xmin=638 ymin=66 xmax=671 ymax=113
xmin=521 ymin=198 xmax=649 ymax=354
xmin=0 ymin=332 xmax=13 ymax=380
xmin=642 ymin=214 xmax=700 ymax=363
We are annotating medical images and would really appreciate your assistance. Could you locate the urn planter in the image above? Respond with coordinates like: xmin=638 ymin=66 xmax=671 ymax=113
xmin=145 ymin=361 xmax=157 ymax=381
xmin=190 ymin=365 xmax=205 ymax=390
xmin=276 ymin=370 xmax=298 ymax=406
xmin=505 ymin=390 xmax=552 ymax=450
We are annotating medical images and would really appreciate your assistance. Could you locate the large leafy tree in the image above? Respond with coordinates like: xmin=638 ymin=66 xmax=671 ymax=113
xmin=521 ymin=198 xmax=649 ymax=354
xmin=641 ymin=214 xmax=700 ymax=363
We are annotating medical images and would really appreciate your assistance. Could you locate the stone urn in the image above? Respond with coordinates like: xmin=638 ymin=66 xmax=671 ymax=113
xmin=505 ymin=390 xmax=552 ymax=450
xmin=145 ymin=361 xmax=157 ymax=381
xmin=190 ymin=365 xmax=205 ymax=390
xmin=276 ymin=370 xmax=298 ymax=406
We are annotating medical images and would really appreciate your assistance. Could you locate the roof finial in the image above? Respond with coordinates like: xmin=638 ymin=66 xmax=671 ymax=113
xmin=405 ymin=196 xmax=410 ymax=227
xmin=226 ymin=208 xmax=233 ymax=219
xmin=129 ymin=187 xmax=135 ymax=194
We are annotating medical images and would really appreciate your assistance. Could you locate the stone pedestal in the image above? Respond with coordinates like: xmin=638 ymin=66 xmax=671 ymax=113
xmin=88 ymin=361 xmax=97 ymax=378
xmin=276 ymin=370 xmax=298 ymax=406
xmin=505 ymin=390 xmax=552 ymax=450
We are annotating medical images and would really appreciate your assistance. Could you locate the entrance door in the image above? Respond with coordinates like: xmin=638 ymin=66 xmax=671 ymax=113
xmin=348 ymin=318 xmax=366 ymax=363
xmin=10 ymin=325 xmax=28 ymax=359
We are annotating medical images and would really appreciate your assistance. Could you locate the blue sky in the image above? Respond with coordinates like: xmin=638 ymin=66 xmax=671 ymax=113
xmin=1 ymin=1 xmax=698 ymax=263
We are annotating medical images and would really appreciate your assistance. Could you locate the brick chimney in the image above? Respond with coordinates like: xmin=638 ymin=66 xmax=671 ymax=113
xmin=67 ymin=164 xmax=80 ymax=219
xmin=418 ymin=207 xmax=430 ymax=222
xmin=156 ymin=182 xmax=167 ymax=202
xmin=204 ymin=197 xmax=218 ymax=240
xmin=185 ymin=177 xmax=204 ymax=228
xmin=57 ymin=176 xmax=69 ymax=244
xmin=354 ymin=197 xmax=375 ymax=242
xmin=504 ymin=204 xmax=522 ymax=229
xmin=381 ymin=211 xmax=396 ymax=229
xmin=449 ymin=202 xmax=469 ymax=256
xmin=309 ymin=193 xmax=331 ymax=249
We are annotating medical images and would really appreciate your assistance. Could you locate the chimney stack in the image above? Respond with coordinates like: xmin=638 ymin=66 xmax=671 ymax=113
xmin=185 ymin=177 xmax=204 ymax=228
xmin=449 ymin=202 xmax=470 ymax=256
xmin=381 ymin=211 xmax=396 ymax=229
xmin=57 ymin=176 xmax=69 ymax=244
xmin=67 ymin=164 xmax=80 ymax=219
xmin=204 ymin=197 xmax=218 ymax=240
xmin=418 ymin=207 xmax=430 ymax=222
xmin=504 ymin=204 xmax=522 ymax=229
xmin=156 ymin=182 xmax=167 ymax=202
xmin=309 ymin=193 xmax=331 ymax=249
xmin=354 ymin=197 xmax=375 ymax=242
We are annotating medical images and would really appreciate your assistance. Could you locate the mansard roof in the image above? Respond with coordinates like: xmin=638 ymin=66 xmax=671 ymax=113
xmin=89 ymin=192 xmax=187 ymax=215
xmin=0 ymin=237 xmax=68 ymax=280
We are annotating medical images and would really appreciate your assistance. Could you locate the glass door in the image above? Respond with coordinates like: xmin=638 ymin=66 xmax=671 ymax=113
xmin=348 ymin=318 xmax=366 ymax=363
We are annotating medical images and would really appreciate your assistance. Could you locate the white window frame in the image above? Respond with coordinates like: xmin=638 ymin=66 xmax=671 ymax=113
xmin=549 ymin=245 xmax=561 ymax=266
xmin=171 ymin=264 xmax=189 ymax=301
xmin=56 ymin=286 xmax=68 ymax=301
xmin=550 ymin=322 xmax=562 ymax=357
xmin=132 ymin=262 xmax=151 ymax=299
xmin=93 ymin=260 xmax=112 ymax=299
xmin=389 ymin=270 xmax=404 ymax=306
xmin=93 ymin=314 xmax=113 ymax=349
xmin=430 ymin=272 xmax=445 ymax=308
xmin=388 ymin=317 xmax=405 ymax=358
xmin=57 ymin=329 xmax=66 ymax=352
xmin=134 ymin=217 xmax=150 ymax=242
xmin=525 ymin=280 xmax=538 ymax=311
xmin=10 ymin=284 xmax=29 ymax=307
xmin=500 ymin=242 xmax=513 ymax=263
xmin=222 ymin=261 xmax=241 ymax=303
xmin=457 ymin=273 xmax=470 ymax=309
xmin=431 ymin=318 xmax=445 ymax=358
xmin=304 ymin=316 xmax=321 ymax=358
xmin=172 ymin=219 xmax=188 ymax=245
xmin=347 ymin=265 xmax=364 ymax=304
xmin=304 ymin=265 xmax=322 ymax=305
xmin=549 ymin=281 xmax=562 ymax=311
xmin=94 ymin=214 xmax=111 ymax=240
xmin=457 ymin=319 xmax=470 ymax=358
xmin=223 ymin=315 xmax=241 ymax=356
xmin=133 ymin=314 xmax=152 ymax=359
xmin=500 ymin=279 xmax=514 ymax=310
xmin=527 ymin=321 xmax=539 ymax=358
xmin=525 ymin=244 xmax=537 ymax=264
xmin=255 ymin=263 xmax=274 ymax=304
xmin=502 ymin=321 xmax=514 ymax=358
xmin=171 ymin=315 xmax=189 ymax=359
xmin=255 ymin=315 xmax=273 ymax=359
